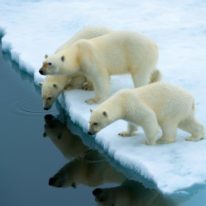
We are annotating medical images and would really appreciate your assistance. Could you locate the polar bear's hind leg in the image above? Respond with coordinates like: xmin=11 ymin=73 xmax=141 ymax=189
xmin=157 ymin=122 xmax=177 ymax=144
xmin=179 ymin=115 xmax=205 ymax=141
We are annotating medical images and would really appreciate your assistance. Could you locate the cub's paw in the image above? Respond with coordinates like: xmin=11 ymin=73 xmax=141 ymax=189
xmin=185 ymin=136 xmax=205 ymax=142
xmin=85 ymin=98 xmax=99 ymax=105
xmin=144 ymin=139 xmax=156 ymax=145
xmin=156 ymin=137 xmax=175 ymax=144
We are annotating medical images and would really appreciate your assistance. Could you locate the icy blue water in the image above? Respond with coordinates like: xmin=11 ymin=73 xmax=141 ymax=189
xmin=0 ymin=0 xmax=206 ymax=196
xmin=0 ymin=48 xmax=178 ymax=206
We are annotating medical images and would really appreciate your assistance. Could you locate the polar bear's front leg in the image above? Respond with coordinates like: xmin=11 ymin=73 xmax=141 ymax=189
xmin=85 ymin=72 xmax=109 ymax=104
xmin=119 ymin=123 xmax=138 ymax=137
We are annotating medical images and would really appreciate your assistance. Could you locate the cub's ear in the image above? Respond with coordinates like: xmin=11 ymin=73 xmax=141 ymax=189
xmin=53 ymin=83 xmax=58 ymax=89
xmin=44 ymin=54 xmax=48 ymax=59
xmin=61 ymin=55 xmax=65 ymax=62
xmin=102 ymin=111 xmax=108 ymax=117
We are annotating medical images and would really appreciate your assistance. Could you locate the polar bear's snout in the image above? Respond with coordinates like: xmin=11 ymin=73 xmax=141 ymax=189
xmin=39 ymin=67 xmax=44 ymax=75
xmin=39 ymin=62 xmax=51 ymax=75
xmin=88 ymin=131 xmax=96 ymax=135
xmin=39 ymin=65 xmax=47 ymax=75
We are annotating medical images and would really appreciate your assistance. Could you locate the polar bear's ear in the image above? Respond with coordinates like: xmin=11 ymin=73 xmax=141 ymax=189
xmin=61 ymin=55 xmax=65 ymax=62
xmin=53 ymin=83 xmax=58 ymax=89
xmin=102 ymin=111 xmax=108 ymax=117
xmin=44 ymin=54 xmax=48 ymax=59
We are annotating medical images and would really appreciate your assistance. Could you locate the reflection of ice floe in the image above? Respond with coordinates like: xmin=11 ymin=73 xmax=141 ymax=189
xmin=93 ymin=180 xmax=175 ymax=206
xmin=48 ymin=150 xmax=126 ymax=188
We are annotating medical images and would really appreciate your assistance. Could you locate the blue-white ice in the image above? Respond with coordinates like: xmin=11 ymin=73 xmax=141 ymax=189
xmin=0 ymin=0 xmax=206 ymax=194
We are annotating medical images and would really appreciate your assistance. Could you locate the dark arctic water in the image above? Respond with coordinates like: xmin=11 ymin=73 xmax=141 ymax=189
xmin=0 ymin=44 xmax=206 ymax=206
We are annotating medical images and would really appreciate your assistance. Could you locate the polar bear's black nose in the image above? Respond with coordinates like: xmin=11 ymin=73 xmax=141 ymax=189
xmin=44 ymin=114 xmax=54 ymax=121
xmin=48 ymin=177 xmax=55 ymax=186
xmin=88 ymin=131 xmax=95 ymax=135
xmin=39 ymin=69 xmax=44 ymax=75
xmin=93 ymin=188 xmax=103 ymax=196
xmin=48 ymin=177 xmax=63 ymax=187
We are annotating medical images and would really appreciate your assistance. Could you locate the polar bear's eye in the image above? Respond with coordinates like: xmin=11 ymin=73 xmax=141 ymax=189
xmin=48 ymin=62 xmax=52 ymax=66
xmin=93 ymin=122 xmax=98 ymax=126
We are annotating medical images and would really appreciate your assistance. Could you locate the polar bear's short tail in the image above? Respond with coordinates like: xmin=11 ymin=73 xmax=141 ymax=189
xmin=149 ymin=69 xmax=162 ymax=83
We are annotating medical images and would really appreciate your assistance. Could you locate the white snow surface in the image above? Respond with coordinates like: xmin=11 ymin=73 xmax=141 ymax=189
xmin=0 ymin=0 xmax=206 ymax=194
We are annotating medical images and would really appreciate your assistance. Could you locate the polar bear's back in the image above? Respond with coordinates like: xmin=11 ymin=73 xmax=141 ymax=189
xmin=56 ymin=27 xmax=112 ymax=52
xmin=132 ymin=82 xmax=194 ymax=121
xmin=89 ymin=31 xmax=158 ymax=74
xmin=117 ymin=82 xmax=194 ymax=122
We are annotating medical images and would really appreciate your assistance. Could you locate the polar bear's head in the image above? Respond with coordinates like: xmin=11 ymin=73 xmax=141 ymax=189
xmin=48 ymin=161 xmax=77 ymax=188
xmin=41 ymin=76 xmax=69 ymax=110
xmin=41 ymin=82 xmax=61 ymax=110
xmin=88 ymin=110 xmax=109 ymax=135
xmin=39 ymin=54 xmax=65 ymax=75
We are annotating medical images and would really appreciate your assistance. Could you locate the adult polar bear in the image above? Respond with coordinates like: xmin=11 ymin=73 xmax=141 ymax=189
xmin=40 ymin=27 xmax=111 ymax=109
xmin=88 ymin=82 xmax=205 ymax=145
xmin=39 ymin=31 xmax=160 ymax=104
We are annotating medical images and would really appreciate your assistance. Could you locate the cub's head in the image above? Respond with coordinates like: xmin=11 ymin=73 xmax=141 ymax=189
xmin=41 ymin=79 xmax=62 ymax=110
xmin=39 ymin=54 xmax=65 ymax=75
xmin=88 ymin=109 xmax=109 ymax=135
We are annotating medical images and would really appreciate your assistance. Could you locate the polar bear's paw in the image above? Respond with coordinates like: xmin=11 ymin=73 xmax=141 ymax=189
xmin=144 ymin=139 xmax=156 ymax=145
xmin=156 ymin=137 xmax=175 ymax=144
xmin=185 ymin=136 xmax=205 ymax=142
xmin=85 ymin=97 xmax=100 ymax=105
xmin=118 ymin=131 xmax=136 ymax=137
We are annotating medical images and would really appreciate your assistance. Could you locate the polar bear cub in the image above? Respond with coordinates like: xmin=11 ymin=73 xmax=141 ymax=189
xmin=41 ymin=74 xmax=93 ymax=110
xmin=88 ymin=82 xmax=205 ymax=145
xmin=39 ymin=31 xmax=159 ymax=104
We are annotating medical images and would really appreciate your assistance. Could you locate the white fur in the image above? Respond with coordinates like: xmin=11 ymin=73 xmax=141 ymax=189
xmin=40 ymin=31 xmax=159 ymax=104
xmin=89 ymin=82 xmax=205 ymax=145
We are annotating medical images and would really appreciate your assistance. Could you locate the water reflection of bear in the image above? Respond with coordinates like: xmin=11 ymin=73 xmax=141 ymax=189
xmin=93 ymin=180 xmax=175 ymax=206
xmin=43 ymin=114 xmax=88 ymax=159
xmin=44 ymin=114 xmax=125 ymax=188
xmin=48 ymin=149 xmax=126 ymax=188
